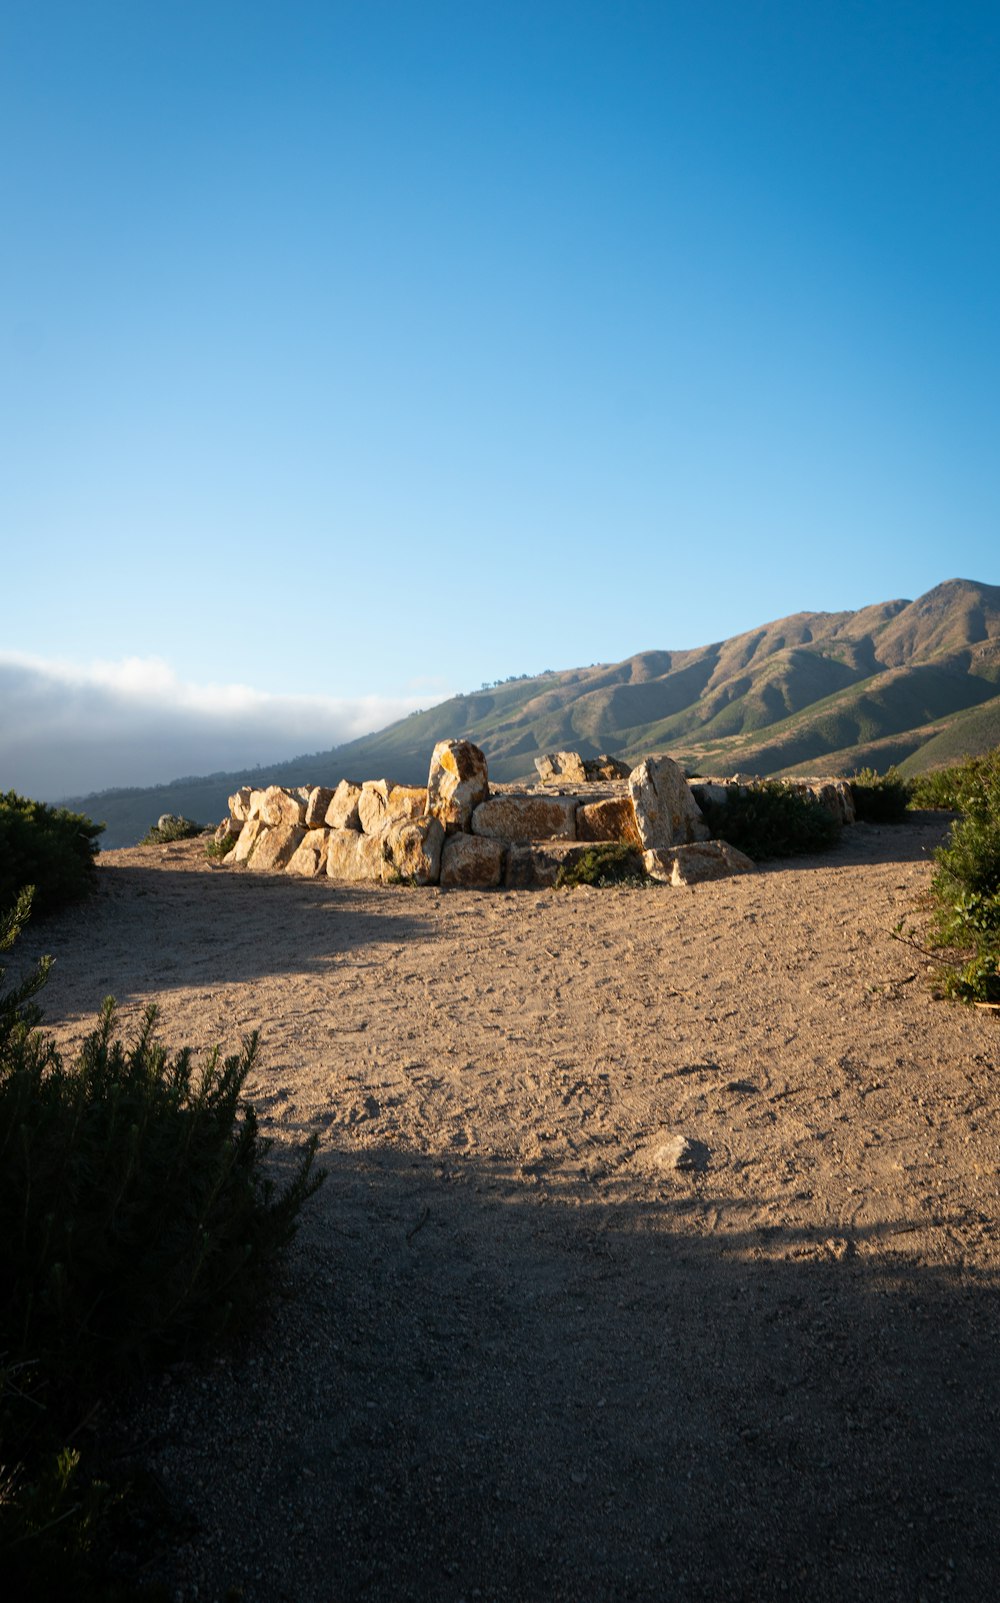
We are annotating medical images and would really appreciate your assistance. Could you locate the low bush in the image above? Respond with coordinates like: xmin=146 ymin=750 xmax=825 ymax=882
xmin=555 ymin=843 xmax=647 ymax=888
xmin=909 ymin=756 xmax=989 ymax=812
xmin=0 ymin=792 xmax=103 ymax=917
xmin=0 ymin=890 xmax=324 ymax=1595
xmin=700 ymin=782 xmax=840 ymax=860
xmin=926 ymin=749 xmax=1000 ymax=1002
xmin=848 ymin=766 xmax=912 ymax=823
xmin=140 ymin=814 xmax=203 ymax=845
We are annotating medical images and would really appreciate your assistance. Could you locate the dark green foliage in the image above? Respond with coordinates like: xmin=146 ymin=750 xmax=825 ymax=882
xmin=701 ymin=782 xmax=840 ymax=861
xmin=909 ymin=754 xmax=990 ymax=812
xmin=927 ymin=749 xmax=1000 ymax=1002
xmin=0 ymin=893 xmax=324 ymax=1594
xmin=848 ymin=766 xmax=912 ymax=823
xmin=140 ymin=814 xmax=203 ymax=845
xmin=555 ymin=843 xmax=647 ymax=888
xmin=0 ymin=792 xmax=103 ymax=917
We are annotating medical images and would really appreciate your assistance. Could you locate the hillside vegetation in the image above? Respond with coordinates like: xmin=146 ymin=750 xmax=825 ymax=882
xmin=64 ymin=578 xmax=1000 ymax=845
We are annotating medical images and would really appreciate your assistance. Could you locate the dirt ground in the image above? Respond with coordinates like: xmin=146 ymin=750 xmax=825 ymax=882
xmin=16 ymin=813 xmax=1000 ymax=1602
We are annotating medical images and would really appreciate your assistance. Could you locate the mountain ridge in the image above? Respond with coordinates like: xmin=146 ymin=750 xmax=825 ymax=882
xmin=62 ymin=577 xmax=1000 ymax=845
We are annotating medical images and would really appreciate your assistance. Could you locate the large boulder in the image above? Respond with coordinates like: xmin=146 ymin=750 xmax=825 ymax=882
xmin=576 ymin=796 xmax=641 ymax=846
xmin=426 ymin=740 xmax=490 ymax=833
xmin=325 ymin=780 xmax=362 ymax=831
xmin=535 ymin=752 xmax=631 ymax=784
xmin=304 ymin=787 xmax=336 ymax=828
xmin=628 ymin=757 xmax=709 ymax=850
xmin=789 ymin=779 xmax=856 ymax=825
xmin=643 ymin=841 xmax=755 ymax=886
xmin=326 ymin=829 xmax=391 ymax=883
xmin=471 ymin=795 xmax=577 ymax=843
xmin=251 ymin=822 xmax=306 ymax=872
xmin=227 ymin=818 xmax=267 ymax=863
xmin=357 ymin=780 xmax=397 ymax=836
xmin=387 ymin=785 xmax=429 ymax=821
xmin=505 ymin=840 xmax=616 ymax=889
xmin=285 ymin=828 xmax=330 ymax=877
xmin=260 ymin=786 xmax=307 ymax=828
xmin=383 ymin=816 xmax=444 ymax=885
xmin=228 ymin=787 xmax=252 ymax=823
xmin=440 ymin=833 xmax=507 ymax=888
xmin=534 ymin=751 xmax=588 ymax=785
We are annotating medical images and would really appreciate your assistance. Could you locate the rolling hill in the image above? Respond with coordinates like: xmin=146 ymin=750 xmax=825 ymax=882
xmin=64 ymin=578 xmax=1000 ymax=846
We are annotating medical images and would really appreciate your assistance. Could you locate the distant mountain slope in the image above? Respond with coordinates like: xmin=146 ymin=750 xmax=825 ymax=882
xmin=64 ymin=578 xmax=1000 ymax=846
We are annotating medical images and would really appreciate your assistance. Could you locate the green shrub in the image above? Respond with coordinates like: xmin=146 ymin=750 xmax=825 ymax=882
xmin=555 ymin=843 xmax=647 ymax=888
xmin=0 ymin=891 xmax=324 ymax=1593
xmin=909 ymin=755 xmax=990 ymax=812
xmin=0 ymin=793 xmax=103 ymax=917
xmin=848 ymin=766 xmax=912 ymax=823
xmin=701 ymin=782 xmax=840 ymax=860
xmin=923 ymin=750 xmax=1000 ymax=1002
xmin=139 ymin=814 xmax=203 ymax=845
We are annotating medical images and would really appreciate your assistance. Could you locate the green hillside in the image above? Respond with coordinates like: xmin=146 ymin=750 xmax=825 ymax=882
xmin=64 ymin=577 xmax=1000 ymax=845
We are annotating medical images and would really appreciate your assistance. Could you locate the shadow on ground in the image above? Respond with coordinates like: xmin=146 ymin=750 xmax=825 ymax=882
xmin=122 ymin=1139 xmax=1000 ymax=1603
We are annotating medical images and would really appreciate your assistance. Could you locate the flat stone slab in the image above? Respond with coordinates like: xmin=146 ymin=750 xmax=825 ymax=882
xmin=644 ymin=841 xmax=756 ymax=886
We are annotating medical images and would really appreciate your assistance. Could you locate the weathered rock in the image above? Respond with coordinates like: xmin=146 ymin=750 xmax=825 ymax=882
xmin=386 ymin=785 xmax=428 ymax=822
xmin=260 ymin=786 xmax=307 ymax=828
xmin=304 ymin=786 xmax=336 ymax=828
xmin=628 ymin=757 xmax=709 ymax=850
xmin=285 ymin=828 xmax=330 ymax=877
xmin=438 ymin=834 xmax=505 ymax=888
xmin=535 ymin=752 xmax=631 ymax=784
xmin=505 ymin=840 xmax=612 ymax=889
xmin=325 ymin=780 xmax=362 ymax=831
xmin=358 ymin=780 xmax=396 ymax=837
xmin=251 ymin=822 xmax=306 ymax=872
xmin=472 ymin=795 xmax=577 ymax=843
xmin=228 ymin=787 xmax=252 ymax=824
xmin=654 ymin=1134 xmax=710 ymax=1172
xmin=535 ymin=751 xmax=589 ymax=785
xmin=383 ymin=815 xmax=444 ymax=885
xmin=689 ymin=782 xmax=730 ymax=810
xmin=643 ymin=840 xmax=756 ymax=886
xmin=229 ymin=818 xmax=267 ymax=863
xmin=157 ymin=813 xmax=186 ymax=833
xmin=790 ymin=779 xmax=856 ymax=825
xmin=247 ymin=788 xmax=268 ymax=821
xmin=575 ymin=795 xmax=642 ymax=846
xmin=326 ymin=829 xmax=391 ymax=883
xmin=426 ymin=739 xmax=490 ymax=833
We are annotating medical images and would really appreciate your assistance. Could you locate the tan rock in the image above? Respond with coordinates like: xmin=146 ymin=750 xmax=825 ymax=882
xmin=260 ymin=786 xmax=307 ymax=828
xmin=304 ymin=786 xmax=336 ymax=828
xmin=326 ymin=829 xmax=392 ymax=883
xmin=251 ymin=822 xmax=306 ymax=872
xmin=230 ymin=818 xmax=266 ymax=863
xmin=628 ymin=757 xmax=709 ymax=850
xmin=325 ymin=780 xmax=362 ymax=831
xmin=576 ymin=796 xmax=642 ymax=846
xmin=387 ymin=785 xmax=428 ymax=821
xmin=383 ymin=815 xmax=444 ymax=885
xmin=358 ymin=780 xmax=396 ymax=837
xmin=471 ymin=795 xmax=577 ymax=842
xmin=247 ymin=788 xmax=268 ymax=821
xmin=440 ymin=833 xmax=506 ymax=888
xmin=584 ymin=754 xmax=631 ymax=781
xmin=534 ymin=751 xmax=588 ymax=785
xmin=789 ymin=779 xmax=856 ymax=825
xmin=285 ymin=828 xmax=330 ymax=877
xmin=426 ymin=739 xmax=490 ymax=832
xmin=643 ymin=841 xmax=756 ymax=886
xmin=228 ymin=787 xmax=252 ymax=823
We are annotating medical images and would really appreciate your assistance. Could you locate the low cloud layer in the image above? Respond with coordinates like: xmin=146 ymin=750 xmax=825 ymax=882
xmin=0 ymin=653 xmax=436 ymax=801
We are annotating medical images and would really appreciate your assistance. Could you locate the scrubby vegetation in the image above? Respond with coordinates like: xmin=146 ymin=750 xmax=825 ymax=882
xmin=139 ymin=814 xmax=203 ymax=845
xmin=909 ymin=755 xmax=989 ymax=813
xmin=0 ymin=793 xmax=103 ymax=917
xmin=925 ymin=749 xmax=1000 ymax=1003
xmin=0 ymin=891 xmax=324 ymax=1597
xmin=701 ymin=782 xmax=840 ymax=860
xmin=848 ymin=766 xmax=912 ymax=823
xmin=555 ymin=843 xmax=647 ymax=888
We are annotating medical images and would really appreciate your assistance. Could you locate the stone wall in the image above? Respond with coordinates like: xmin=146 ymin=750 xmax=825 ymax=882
xmin=215 ymin=741 xmax=855 ymax=890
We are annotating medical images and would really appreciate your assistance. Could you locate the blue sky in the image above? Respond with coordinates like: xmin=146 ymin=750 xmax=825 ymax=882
xmin=2 ymin=2 xmax=998 ymax=795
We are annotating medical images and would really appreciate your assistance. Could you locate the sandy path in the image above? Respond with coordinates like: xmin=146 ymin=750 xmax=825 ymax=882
xmin=16 ymin=815 xmax=1000 ymax=1602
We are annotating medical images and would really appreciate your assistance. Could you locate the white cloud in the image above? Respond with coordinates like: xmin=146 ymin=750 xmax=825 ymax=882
xmin=0 ymin=651 xmax=442 ymax=800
